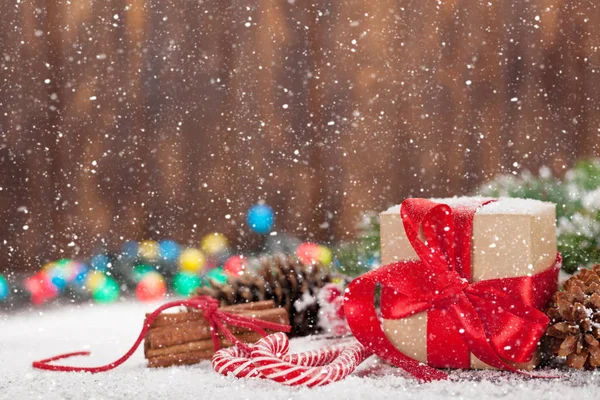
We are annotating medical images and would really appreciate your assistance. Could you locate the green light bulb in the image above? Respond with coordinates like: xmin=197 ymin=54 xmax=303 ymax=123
xmin=92 ymin=276 xmax=120 ymax=303
xmin=172 ymin=272 xmax=201 ymax=297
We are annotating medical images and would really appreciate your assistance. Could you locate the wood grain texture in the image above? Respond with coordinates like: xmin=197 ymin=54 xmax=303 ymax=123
xmin=1 ymin=0 xmax=599 ymax=272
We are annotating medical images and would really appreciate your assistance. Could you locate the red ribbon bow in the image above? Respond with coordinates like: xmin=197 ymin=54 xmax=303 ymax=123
xmin=344 ymin=198 xmax=559 ymax=382
xmin=32 ymin=296 xmax=291 ymax=373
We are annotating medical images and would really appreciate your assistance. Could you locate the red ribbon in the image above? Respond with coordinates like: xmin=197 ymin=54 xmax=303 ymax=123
xmin=344 ymin=198 xmax=559 ymax=382
xmin=32 ymin=296 xmax=291 ymax=373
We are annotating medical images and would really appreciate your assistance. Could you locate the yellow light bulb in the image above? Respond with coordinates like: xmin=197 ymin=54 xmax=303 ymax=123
xmin=201 ymin=233 xmax=229 ymax=256
xmin=138 ymin=240 xmax=160 ymax=260
xmin=179 ymin=248 xmax=206 ymax=273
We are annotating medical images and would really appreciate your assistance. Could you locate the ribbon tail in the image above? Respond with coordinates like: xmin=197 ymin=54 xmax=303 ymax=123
xmin=451 ymin=294 xmax=544 ymax=376
xmin=465 ymin=288 xmax=550 ymax=363
xmin=344 ymin=268 xmax=448 ymax=382
xmin=32 ymin=299 xmax=199 ymax=373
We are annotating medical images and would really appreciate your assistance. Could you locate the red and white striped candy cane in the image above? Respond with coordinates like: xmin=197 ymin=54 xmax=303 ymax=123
xmin=212 ymin=345 xmax=262 ymax=379
xmin=213 ymin=333 xmax=346 ymax=379
xmin=212 ymin=332 xmax=370 ymax=387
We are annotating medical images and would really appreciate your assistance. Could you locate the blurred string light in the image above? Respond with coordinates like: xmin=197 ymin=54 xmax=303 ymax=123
xmin=201 ymin=233 xmax=229 ymax=256
xmin=138 ymin=240 xmax=160 ymax=261
xmin=90 ymin=254 xmax=111 ymax=272
xmin=8 ymin=225 xmax=334 ymax=307
xmin=136 ymin=271 xmax=166 ymax=302
xmin=121 ymin=240 xmax=139 ymax=260
xmin=133 ymin=264 xmax=155 ymax=282
xmin=204 ymin=267 xmax=228 ymax=286
xmin=223 ymin=255 xmax=247 ymax=277
xmin=91 ymin=276 xmax=120 ymax=304
xmin=24 ymin=270 xmax=59 ymax=305
xmin=0 ymin=275 xmax=9 ymax=301
xmin=296 ymin=242 xmax=332 ymax=267
xmin=247 ymin=203 xmax=275 ymax=234
xmin=86 ymin=270 xmax=108 ymax=292
xmin=172 ymin=271 xmax=202 ymax=296
xmin=159 ymin=240 xmax=180 ymax=262
xmin=178 ymin=248 xmax=206 ymax=274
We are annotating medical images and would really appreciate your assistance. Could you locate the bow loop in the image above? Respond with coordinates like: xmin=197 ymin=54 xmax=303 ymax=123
xmin=401 ymin=200 xmax=456 ymax=274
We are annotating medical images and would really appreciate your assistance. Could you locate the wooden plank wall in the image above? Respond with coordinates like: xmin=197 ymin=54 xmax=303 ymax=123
xmin=1 ymin=0 xmax=599 ymax=272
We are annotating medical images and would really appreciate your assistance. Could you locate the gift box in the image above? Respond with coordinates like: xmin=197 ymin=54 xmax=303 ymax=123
xmin=345 ymin=197 xmax=560 ymax=379
xmin=380 ymin=197 xmax=557 ymax=369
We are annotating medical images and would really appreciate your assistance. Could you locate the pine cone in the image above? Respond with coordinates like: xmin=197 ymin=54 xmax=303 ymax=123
xmin=544 ymin=265 xmax=600 ymax=369
xmin=196 ymin=254 xmax=333 ymax=336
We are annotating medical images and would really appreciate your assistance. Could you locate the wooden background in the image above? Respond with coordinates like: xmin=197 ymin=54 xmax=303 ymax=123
xmin=1 ymin=0 xmax=599 ymax=272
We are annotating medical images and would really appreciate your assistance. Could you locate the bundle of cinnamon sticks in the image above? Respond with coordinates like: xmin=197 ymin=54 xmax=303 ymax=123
xmin=144 ymin=300 xmax=289 ymax=368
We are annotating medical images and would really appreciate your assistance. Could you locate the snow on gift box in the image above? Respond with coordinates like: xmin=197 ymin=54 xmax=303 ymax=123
xmin=344 ymin=197 xmax=560 ymax=380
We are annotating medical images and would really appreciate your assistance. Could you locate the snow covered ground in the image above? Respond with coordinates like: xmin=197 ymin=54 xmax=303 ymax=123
xmin=1 ymin=301 xmax=599 ymax=400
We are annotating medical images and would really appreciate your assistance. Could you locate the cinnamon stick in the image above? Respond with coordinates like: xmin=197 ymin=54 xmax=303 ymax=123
xmin=147 ymin=349 xmax=214 ymax=368
xmin=223 ymin=300 xmax=278 ymax=313
xmin=144 ymin=300 xmax=290 ymax=368
xmin=145 ymin=307 xmax=289 ymax=349
xmin=145 ymin=331 xmax=263 ymax=358
xmin=147 ymin=300 xmax=277 ymax=328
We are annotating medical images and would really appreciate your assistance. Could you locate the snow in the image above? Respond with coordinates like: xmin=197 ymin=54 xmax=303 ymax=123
xmin=582 ymin=188 xmax=600 ymax=211
xmin=1 ymin=301 xmax=599 ymax=399
xmin=558 ymin=212 xmax=600 ymax=237
xmin=478 ymin=198 xmax=554 ymax=215
xmin=382 ymin=197 xmax=553 ymax=215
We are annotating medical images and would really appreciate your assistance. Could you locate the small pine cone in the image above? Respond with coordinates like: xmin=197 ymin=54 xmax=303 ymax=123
xmin=544 ymin=265 xmax=600 ymax=369
xmin=195 ymin=253 xmax=334 ymax=336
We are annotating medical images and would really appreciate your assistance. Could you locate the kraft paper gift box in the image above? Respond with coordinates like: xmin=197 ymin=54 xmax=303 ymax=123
xmin=379 ymin=197 xmax=557 ymax=369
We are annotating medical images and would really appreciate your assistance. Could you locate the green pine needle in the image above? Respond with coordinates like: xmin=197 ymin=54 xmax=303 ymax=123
xmin=334 ymin=158 xmax=600 ymax=276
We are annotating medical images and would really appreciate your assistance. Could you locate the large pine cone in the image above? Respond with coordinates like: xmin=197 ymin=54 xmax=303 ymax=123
xmin=196 ymin=254 xmax=333 ymax=336
xmin=545 ymin=265 xmax=600 ymax=369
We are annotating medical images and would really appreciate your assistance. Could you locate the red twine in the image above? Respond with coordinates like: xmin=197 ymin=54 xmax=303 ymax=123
xmin=32 ymin=296 xmax=291 ymax=373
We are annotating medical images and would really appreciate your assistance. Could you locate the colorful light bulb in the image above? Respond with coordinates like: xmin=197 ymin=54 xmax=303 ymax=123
xmin=200 ymin=233 xmax=229 ymax=256
xmin=172 ymin=272 xmax=201 ymax=297
xmin=179 ymin=248 xmax=206 ymax=273
xmin=136 ymin=272 xmax=166 ymax=302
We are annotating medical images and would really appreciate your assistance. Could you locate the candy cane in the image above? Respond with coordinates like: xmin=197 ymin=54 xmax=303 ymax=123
xmin=212 ymin=332 xmax=370 ymax=387
xmin=212 ymin=345 xmax=262 ymax=379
